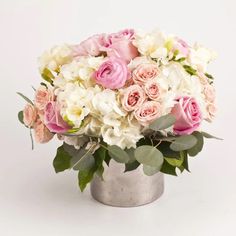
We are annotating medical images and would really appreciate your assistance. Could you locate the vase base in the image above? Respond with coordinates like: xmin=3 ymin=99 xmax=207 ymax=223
xmin=90 ymin=161 xmax=164 ymax=207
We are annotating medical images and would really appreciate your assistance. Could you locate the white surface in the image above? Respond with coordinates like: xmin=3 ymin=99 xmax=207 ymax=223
xmin=0 ymin=0 xmax=236 ymax=235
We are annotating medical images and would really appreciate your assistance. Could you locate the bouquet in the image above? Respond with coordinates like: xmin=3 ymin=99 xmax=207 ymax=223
xmin=18 ymin=29 xmax=220 ymax=191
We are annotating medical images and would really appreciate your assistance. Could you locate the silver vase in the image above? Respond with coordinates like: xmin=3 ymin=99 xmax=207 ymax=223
xmin=90 ymin=160 xmax=164 ymax=207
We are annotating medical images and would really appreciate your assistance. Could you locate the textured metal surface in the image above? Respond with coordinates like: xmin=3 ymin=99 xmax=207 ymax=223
xmin=90 ymin=160 xmax=164 ymax=207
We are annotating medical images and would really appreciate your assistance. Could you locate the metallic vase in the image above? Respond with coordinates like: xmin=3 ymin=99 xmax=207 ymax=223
xmin=90 ymin=160 xmax=164 ymax=207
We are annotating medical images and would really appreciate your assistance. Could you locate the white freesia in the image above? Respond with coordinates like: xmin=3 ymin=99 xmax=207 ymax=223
xmin=188 ymin=43 xmax=217 ymax=72
xmin=38 ymin=44 xmax=73 ymax=73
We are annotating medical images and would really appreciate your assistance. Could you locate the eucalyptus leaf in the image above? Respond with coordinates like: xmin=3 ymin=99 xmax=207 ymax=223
xmin=149 ymin=114 xmax=176 ymax=131
xmin=73 ymin=153 xmax=95 ymax=171
xmin=16 ymin=92 xmax=34 ymax=105
xmin=170 ymin=135 xmax=197 ymax=151
xmin=125 ymin=148 xmax=136 ymax=163
xmin=108 ymin=145 xmax=130 ymax=163
xmin=134 ymin=145 xmax=164 ymax=168
xmin=124 ymin=161 xmax=140 ymax=172
xmin=181 ymin=151 xmax=190 ymax=172
xmin=53 ymin=145 xmax=72 ymax=173
xmin=201 ymin=131 xmax=223 ymax=140
xmin=188 ymin=131 xmax=204 ymax=156
xmin=143 ymin=165 xmax=160 ymax=176
xmin=18 ymin=111 xmax=24 ymax=124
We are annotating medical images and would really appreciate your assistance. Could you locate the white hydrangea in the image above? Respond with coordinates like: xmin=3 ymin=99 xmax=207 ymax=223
xmin=38 ymin=44 xmax=73 ymax=73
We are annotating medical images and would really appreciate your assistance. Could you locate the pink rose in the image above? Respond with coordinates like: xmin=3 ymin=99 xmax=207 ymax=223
xmin=34 ymin=119 xmax=54 ymax=143
xmin=133 ymin=63 xmax=160 ymax=85
xmin=171 ymin=96 xmax=202 ymax=135
xmin=206 ymin=103 xmax=216 ymax=122
xmin=105 ymin=29 xmax=139 ymax=63
xmin=204 ymin=85 xmax=215 ymax=103
xmin=144 ymin=79 xmax=164 ymax=100
xmin=44 ymin=101 xmax=71 ymax=133
xmin=35 ymin=85 xmax=54 ymax=110
xmin=121 ymin=85 xmax=146 ymax=111
xmin=73 ymin=34 xmax=107 ymax=57
xmin=173 ymin=38 xmax=189 ymax=57
xmin=134 ymin=101 xmax=161 ymax=126
xmin=23 ymin=103 xmax=38 ymax=128
xmin=95 ymin=57 xmax=130 ymax=89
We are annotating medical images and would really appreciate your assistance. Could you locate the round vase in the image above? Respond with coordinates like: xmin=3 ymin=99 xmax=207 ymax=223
xmin=90 ymin=160 xmax=164 ymax=207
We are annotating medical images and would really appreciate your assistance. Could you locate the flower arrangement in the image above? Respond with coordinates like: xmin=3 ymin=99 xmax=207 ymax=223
xmin=18 ymin=29 xmax=221 ymax=191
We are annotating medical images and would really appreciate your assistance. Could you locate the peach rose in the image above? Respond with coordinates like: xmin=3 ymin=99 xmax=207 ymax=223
xmin=132 ymin=63 xmax=160 ymax=85
xmin=23 ymin=103 xmax=37 ymax=128
xmin=204 ymin=85 xmax=215 ymax=103
xmin=134 ymin=101 xmax=161 ymax=126
xmin=35 ymin=85 xmax=54 ymax=110
xmin=144 ymin=79 xmax=163 ymax=100
xmin=33 ymin=119 xmax=54 ymax=143
xmin=206 ymin=103 xmax=217 ymax=122
xmin=121 ymin=84 xmax=146 ymax=111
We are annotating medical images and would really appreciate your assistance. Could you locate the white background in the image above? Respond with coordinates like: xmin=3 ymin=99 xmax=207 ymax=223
xmin=0 ymin=0 xmax=236 ymax=235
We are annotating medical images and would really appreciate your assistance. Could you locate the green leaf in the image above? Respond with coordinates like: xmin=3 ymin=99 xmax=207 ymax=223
xmin=188 ymin=131 xmax=204 ymax=156
xmin=18 ymin=111 xmax=24 ymax=124
xmin=73 ymin=153 xmax=95 ymax=171
xmin=164 ymin=155 xmax=184 ymax=167
xmin=125 ymin=148 xmax=136 ymax=163
xmin=134 ymin=145 xmax=164 ymax=168
xmin=181 ymin=151 xmax=190 ymax=172
xmin=170 ymin=135 xmax=197 ymax=151
xmin=108 ymin=145 xmax=130 ymax=163
xmin=124 ymin=161 xmax=140 ymax=172
xmin=160 ymin=160 xmax=177 ymax=176
xmin=53 ymin=145 xmax=72 ymax=173
xmin=16 ymin=92 xmax=34 ymax=105
xmin=78 ymin=166 xmax=96 ymax=192
xmin=41 ymin=68 xmax=54 ymax=84
xmin=136 ymin=137 xmax=152 ymax=147
xmin=158 ymin=142 xmax=181 ymax=158
xmin=183 ymin=65 xmax=197 ymax=75
xmin=205 ymin=73 xmax=214 ymax=80
xmin=149 ymin=114 xmax=176 ymax=131
xmin=175 ymin=57 xmax=186 ymax=62
xmin=201 ymin=131 xmax=223 ymax=140
xmin=143 ymin=165 xmax=160 ymax=176
xmin=104 ymin=154 xmax=111 ymax=166
xmin=94 ymin=147 xmax=107 ymax=179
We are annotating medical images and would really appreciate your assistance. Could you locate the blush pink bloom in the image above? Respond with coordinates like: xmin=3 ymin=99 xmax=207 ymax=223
xmin=132 ymin=63 xmax=160 ymax=85
xmin=134 ymin=101 xmax=162 ymax=126
xmin=206 ymin=103 xmax=217 ymax=122
xmin=121 ymin=84 xmax=146 ymax=111
xmin=171 ymin=96 xmax=202 ymax=135
xmin=144 ymin=79 xmax=163 ymax=100
xmin=35 ymin=85 xmax=54 ymax=110
xmin=173 ymin=38 xmax=189 ymax=57
xmin=95 ymin=57 xmax=130 ymax=89
xmin=23 ymin=103 xmax=38 ymax=128
xmin=204 ymin=85 xmax=215 ymax=103
xmin=73 ymin=34 xmax=107 ymax=57
xmin=105 ymin=29 xmax=139 ymax=63
xmin=44 ymin=101 xmax=71 ymax=133
xmin=34 ymin=119 xmax=54 ymax=143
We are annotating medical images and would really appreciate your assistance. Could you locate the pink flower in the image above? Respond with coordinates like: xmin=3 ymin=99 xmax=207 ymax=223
xmin=105 ymin=29 xmax=139 ymax=63
xmin=95 ymin=57 xmax=130 ymax=89
xmin=204 ymin=85 xmax=215 ymax=103
xmin=121 ymin=85 xmax=146 ymax=111
xmin=173 ymin=38 xmax=189 ymax=57
xmin=34 ymin=119 xmax=54 ymax=143
xmin=134 ymin=101 xmax=162 ymax=126
xmin=23 ymin=103 xmax=38 ymax=128
xmin=171 ymin=96 xmax=202 ymax=135
xmin=144 ymin=79 xmax=163 ymax=100
xmin=206 ymin=103 xmax=217 ymax=122
xmin=132 ymin=63 xmax=160 ymax=85
xmin=35 ymin=85 xmax=54 ymax=110
xmin=44 ymin=101 xmax=71 ymax=133
xmin=73 ymin=34 xmax=107 ymax=57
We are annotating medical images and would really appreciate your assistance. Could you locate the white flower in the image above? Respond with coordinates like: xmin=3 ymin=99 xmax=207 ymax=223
xmin=38 ymin=44 xmax=73 ymax=73
xmin=101 ymin=115 xmax=143 ymax=149
xmin=133 ymin=30 xmax=167 ymax=56
xmin=188 ymin=43 xmax=217 ymax=72
xmin=58 ymin=135 xmax=89 ymax=150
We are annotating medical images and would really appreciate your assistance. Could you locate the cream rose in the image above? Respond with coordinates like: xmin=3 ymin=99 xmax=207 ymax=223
xmin=35 ymin=85 xmax=54 ymax=110
xmin=144 ymin=79 xmax=164 ymax=100
xmin=23 ymin=104 xmax=38 ymax=128
xmin=33 ymin=120 xmax=54 ymax=143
